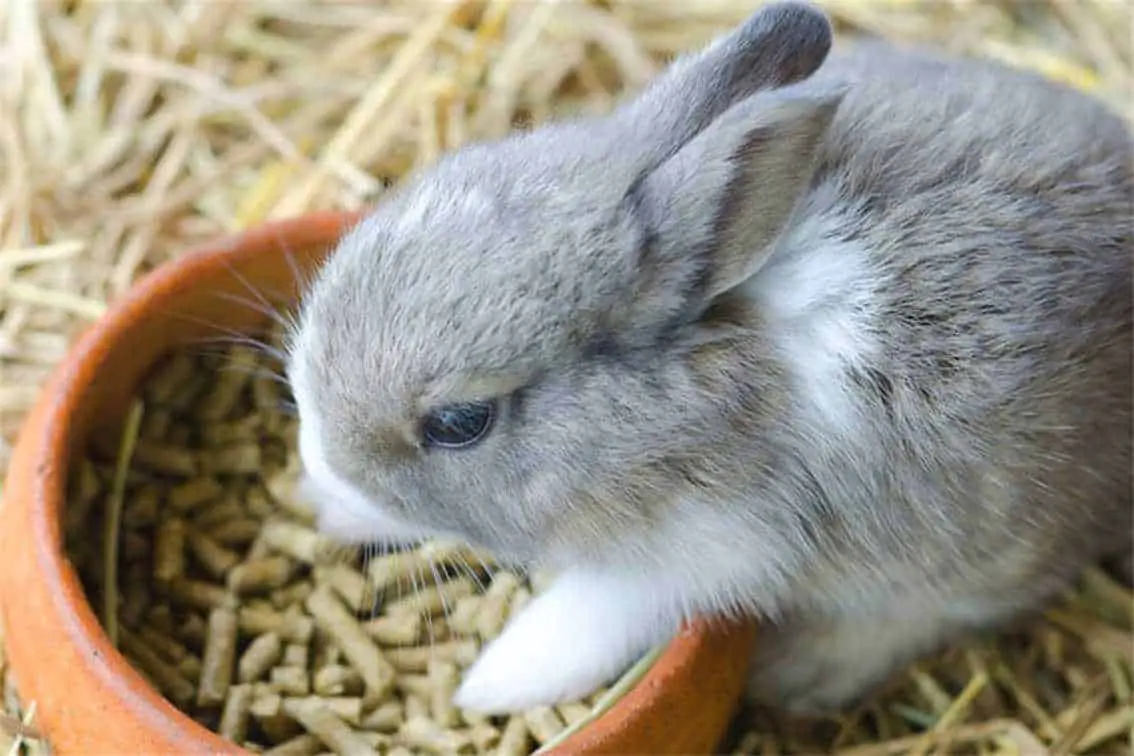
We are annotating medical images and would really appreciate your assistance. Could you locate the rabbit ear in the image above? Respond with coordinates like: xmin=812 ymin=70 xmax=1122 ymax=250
xmin=615 ymin=1 xmax=834 ymax=173
xmin=629 ymin=83 xmax=845 ymax=303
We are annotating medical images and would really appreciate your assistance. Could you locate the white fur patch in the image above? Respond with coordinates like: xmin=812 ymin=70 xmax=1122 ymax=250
xmin=741 ymin=211 xmax=878 ymax=433
xmin=290 ymin=354 xmax=429 ymax=545
xmin=454 ymin=567 xmax=681 ymax=714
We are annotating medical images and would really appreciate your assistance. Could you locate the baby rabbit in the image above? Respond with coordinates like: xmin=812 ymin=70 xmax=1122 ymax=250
xmin=286 ymin=1 xmax=1132 ymax=715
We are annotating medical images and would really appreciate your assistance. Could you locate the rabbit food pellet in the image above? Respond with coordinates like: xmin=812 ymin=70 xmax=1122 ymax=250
xmin=64 ymin=342 xmax=614 ymax=754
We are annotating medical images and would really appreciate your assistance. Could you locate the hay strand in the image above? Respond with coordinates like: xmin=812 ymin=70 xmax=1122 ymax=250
xmin=101 ymin=399 xmax=145 ymax=648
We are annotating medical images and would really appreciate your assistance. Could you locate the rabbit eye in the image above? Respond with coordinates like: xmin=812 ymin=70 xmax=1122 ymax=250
xmin=421 ymin=400 xmax=496 ymax=449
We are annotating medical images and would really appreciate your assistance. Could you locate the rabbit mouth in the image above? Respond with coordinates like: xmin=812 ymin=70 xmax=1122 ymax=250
xmin=294 ymin=468 xmax=428 ymax=547
xmin=295 ymin=408 xmax=440 ymax=547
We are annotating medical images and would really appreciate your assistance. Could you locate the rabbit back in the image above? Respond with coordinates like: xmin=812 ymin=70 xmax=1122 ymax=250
xmin=738 ymin=41 xmax=1133 ymax=611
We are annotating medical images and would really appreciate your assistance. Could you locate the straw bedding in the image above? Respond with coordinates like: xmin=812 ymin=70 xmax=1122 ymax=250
xmin=1 ymin=1 xmax=1131 ymax=753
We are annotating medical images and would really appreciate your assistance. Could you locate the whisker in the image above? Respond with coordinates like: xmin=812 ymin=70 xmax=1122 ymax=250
xmin=410 ymin=558 xmax=435 ymax=651
xmin=454 ymin=552 xmax=489 ymax=593
xmin=219 ymin=257 xmax=291 ymax=322
xmin=362 ymin=542 xmax=381 ymax=618
xmin=194 ymin=335 xmax=289 ymax=365
xmin=284 ymin=246 xmax=306 ymax=298
xmin=182 ymin=350 xmax=291 ymax=391
xmin=212 ymin=290 xmax=293 ymax=330
xmin=466 ymin=551 xmax=500 ymax=587
xmin=172 ymin=342 xmax=284 ymax=380
xmin=267 ymin=228 xmax=352 ymax=357
xmin=218 ymin=363 xmax=289 ymax=387
xmin=168 ymin=311 xmax=291 ymax=364
xmin=427 ymin=551 xmax=454 ymax=626
xmin=277 ymin=230 xmax=319 ymax=302
xmin=424 ymin=555 xmax=449 ymax=668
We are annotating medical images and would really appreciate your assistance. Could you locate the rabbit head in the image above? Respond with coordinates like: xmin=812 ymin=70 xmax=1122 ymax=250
xmin=285 ymin=1 xmax=845 ymax=569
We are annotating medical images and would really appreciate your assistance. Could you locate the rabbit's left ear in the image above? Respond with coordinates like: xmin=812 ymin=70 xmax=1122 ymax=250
xmin=629 ymin=83 xmax=845 ymax=304
xmin=612 ymin=1 xmax=834 ymax=176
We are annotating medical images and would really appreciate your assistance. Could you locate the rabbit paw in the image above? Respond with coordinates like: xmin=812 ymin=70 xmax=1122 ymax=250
xmin=748 ymin=609 xmax=953 ymax=714
xmin=453 ymin=568 xmax=676 ymax=714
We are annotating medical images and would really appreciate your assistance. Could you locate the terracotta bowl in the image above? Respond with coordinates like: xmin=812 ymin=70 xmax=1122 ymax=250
xmin=0 ymin=211 xmax=757 ymax=755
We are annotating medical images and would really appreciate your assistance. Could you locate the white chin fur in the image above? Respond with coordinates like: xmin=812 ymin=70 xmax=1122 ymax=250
xmin=294 ymin=388 xmax=429 ymax=546
xmin=296 ymin=470 xmax=425 ymax=545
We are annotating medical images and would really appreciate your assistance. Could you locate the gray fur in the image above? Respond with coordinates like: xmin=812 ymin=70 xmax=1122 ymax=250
xmin=289 ymin=1 xmax=1133 ymax=712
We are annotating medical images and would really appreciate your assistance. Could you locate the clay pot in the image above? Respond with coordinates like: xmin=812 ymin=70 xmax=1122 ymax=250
xmin=0 ymin=211 xmax=757 ymax=754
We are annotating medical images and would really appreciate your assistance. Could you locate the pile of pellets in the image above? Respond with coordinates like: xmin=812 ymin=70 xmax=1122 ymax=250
xmin=64 ymin=343 xmax=608 ymax=755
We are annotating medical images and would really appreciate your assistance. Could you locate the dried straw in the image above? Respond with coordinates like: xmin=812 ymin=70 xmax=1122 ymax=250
xmin=1 ymin=1 xmax=1131 ymax=754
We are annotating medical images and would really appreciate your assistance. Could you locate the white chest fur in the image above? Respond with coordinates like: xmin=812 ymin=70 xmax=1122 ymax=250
xmin=739 ymin=208 xmax=880 ymax=434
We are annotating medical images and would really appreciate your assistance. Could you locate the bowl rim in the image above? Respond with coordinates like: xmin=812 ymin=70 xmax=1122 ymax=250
xmin=1 ymin=210 xmax=756 ymax=755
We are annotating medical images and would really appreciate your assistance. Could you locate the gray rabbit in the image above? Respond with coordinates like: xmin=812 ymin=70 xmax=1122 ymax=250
xmin=285 ymin=2 xmax=1133 ymax=714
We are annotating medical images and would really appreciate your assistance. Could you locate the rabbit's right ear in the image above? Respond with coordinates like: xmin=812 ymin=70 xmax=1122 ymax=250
xmin=614 ymin=2 xmax=834 ymax=175
xmin=625 ymin=80 xmax=844 ymax=319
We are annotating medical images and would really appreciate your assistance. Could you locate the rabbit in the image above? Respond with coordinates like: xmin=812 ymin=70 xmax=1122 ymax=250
xmin=284 ymin=0 xmax=1133 ymax=716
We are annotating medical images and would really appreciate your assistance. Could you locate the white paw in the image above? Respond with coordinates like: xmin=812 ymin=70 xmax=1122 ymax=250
xmin=453 ymin=568 xmax=676 ymax=714
xmin=748 ymin=610 xmax=953 ymax=715
xmin=453 ymin=611 xmax=614 ymax=714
